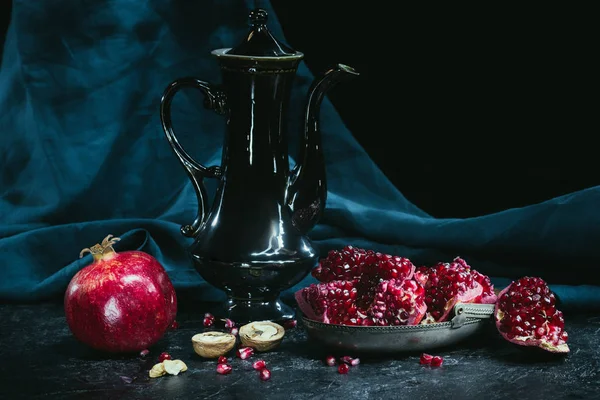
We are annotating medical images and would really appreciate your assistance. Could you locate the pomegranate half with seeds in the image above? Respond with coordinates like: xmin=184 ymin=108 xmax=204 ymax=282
xmin=494 ymin=277 xmax=569 ymax=353
xmin=416 ymin=258 xmax=492 ymax=323
xmin=295 ymin=280 xmax=364 ymax=325
xmin=64 ymin=235 xmax=177 ymax=353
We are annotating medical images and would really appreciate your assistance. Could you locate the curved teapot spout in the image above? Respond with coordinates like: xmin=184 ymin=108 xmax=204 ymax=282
xmin=287 ymin=64 xmax=359 ymax=233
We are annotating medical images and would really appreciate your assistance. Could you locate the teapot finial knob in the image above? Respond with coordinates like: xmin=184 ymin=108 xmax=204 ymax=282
xmin=249 ymin=8 xmax=268 ymax=26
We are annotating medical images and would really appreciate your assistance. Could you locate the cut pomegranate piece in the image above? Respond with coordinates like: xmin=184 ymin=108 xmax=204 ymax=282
xmin=453 ymin=257 xmax=497 ymax=304
xmin=365 ymin=278 xmax=427 ymax=326
xmin=417 ymin=261 xmax=483 ymax=323
xmin=311 ymin=246 xmax=369 ymax=282
xmin=419 ymin=353 xmax=433 ymax=365
xmin=494 ymin=276 xmax=569 ymax=353
xmin=355 ymin=254 xmax=416 ymax=309
xmin=312 ymin=246 xmax=415 ymax=284
xmin=294 ymin=280 xmax=365 ymax=325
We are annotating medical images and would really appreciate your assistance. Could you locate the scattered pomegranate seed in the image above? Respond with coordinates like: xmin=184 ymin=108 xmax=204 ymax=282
xmin=340 ymin=356 xmax=360 ymax=366
xmin=325 ymin=355 xmax=337 ymax=366
xmin=139 ymin=349 xmax=150 ymax=358
xmin=338 ymin=363 xmax=350 ymax=374
xmin=237 ymin=347 xmax=254 ymax=360
xmin=283 ymin=319 xmax=297 ymax=329
xmin=217 ymin=356 xmax=228 ymax=364
xmin=170 ymin=320 xmax=179 ymax=330
xmin=230 ymin=327 xmax=239 ymax=336
xmin=158 ymin=352 xmax=171 ymax=362
xmin=253 ymin=360 xmax=267 ymax=370
xmin=430 ymin=356 xmax=443 ymax=367
xmin=217 ymin=363 xmax=232 ymax=375
xmin=259 ymin=368 xmax=271 ymax=381
xmin=420 ymin=353 xmax=433 ymax=365
xmin=222 ymin=318 xmax=235 ymax=328
xmin=203 ymin=313 xmax=215 ymax=327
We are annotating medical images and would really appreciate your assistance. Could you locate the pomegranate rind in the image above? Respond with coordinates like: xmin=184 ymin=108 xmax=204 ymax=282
xmin=494 ymin=281 xmax=570 ymax=354
xmin=294 ymin=286 xmax=327 ymax=322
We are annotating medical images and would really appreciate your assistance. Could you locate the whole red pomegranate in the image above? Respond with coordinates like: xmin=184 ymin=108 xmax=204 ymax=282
xmin=64 ymin=235 xmax=177 ymax=353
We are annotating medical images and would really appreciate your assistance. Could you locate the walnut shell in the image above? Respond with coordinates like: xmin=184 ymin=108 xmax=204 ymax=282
xmin=239 ymin=321 xmax=285 ymax=352
xmin=191 ymin=331 xmax=236 ymax=358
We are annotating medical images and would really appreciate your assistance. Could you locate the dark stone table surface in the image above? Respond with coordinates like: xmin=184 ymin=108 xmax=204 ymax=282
xmin=1 ymin=297 xmax=599 ymax=400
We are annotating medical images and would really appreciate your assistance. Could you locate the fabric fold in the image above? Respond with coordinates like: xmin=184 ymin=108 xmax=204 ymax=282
xmin=1 ymin=0 xmax=598 ymax=311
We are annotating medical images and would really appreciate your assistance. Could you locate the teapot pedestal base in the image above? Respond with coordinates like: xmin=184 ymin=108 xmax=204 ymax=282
xmin=216 ymin=293 xmax=295 ymax=325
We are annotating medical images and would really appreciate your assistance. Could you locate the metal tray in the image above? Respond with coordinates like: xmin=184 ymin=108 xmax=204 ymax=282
xmin=302 ymin=303 xmax=495 ymax=353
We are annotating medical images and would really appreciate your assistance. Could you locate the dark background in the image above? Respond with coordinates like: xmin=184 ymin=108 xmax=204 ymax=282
xmin=2 ymin=2 xmax=597 ymax=218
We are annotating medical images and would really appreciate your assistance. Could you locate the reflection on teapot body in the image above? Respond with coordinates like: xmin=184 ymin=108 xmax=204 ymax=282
xmin=159 ymin=8 xmax=358 ymax=323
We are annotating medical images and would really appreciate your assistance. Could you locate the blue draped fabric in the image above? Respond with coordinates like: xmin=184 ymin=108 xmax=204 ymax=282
xmin=1 ymin=0 xmax=599 ymax=310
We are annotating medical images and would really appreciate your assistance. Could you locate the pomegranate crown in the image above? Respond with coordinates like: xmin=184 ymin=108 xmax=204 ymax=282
xmin=79 ymin=234 xmax=121 ymax=261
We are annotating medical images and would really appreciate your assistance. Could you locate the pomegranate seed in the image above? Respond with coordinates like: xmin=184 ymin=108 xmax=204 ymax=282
xmin=430 ymin=356 xmax=443 ymax=367
xmin=340 ymin=356 xmax=360 ymax=366
xmin=139 ymin=349 xmax=149 ymax=358
xmin=253 ymin=360 xmax=267 ymax=370
xmin=230 ymin=327 xmax=239 ymax=336
xmin=216 ymin=363 xmax=232 ymax=375
xmin=325 ymin=355 xmax=336 ymax=366
xmin=259 ymin=368 xmax=271 ymax=381
xmin=158 ymin=352 xmax=171 ymax=362
xmin=217 ymin=356 xmax=228 ymax=364
xmin=338 ymin=363 xmax=350 ymax=374
xmin=203 ymin=313 xmax=215 ymax=327
xmin=222 ymin=318 xmax=235 ymax=328
xmin=283 ymin=319 xmax=297 ymax=329
xmin=420 ymin=353 xmax=433 ymax=365
xmin=237 ymin=347 xmax=254 ymax=360
xmin=170 ymin=320 xmax=179 ymax=330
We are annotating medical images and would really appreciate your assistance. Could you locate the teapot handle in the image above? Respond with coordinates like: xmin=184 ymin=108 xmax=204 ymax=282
xmin=159 ymin=77 xmax=227 ymax=238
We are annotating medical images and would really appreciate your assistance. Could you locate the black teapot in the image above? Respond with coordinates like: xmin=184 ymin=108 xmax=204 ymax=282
xmin=160 ymin=8 xmax=358 ymax=323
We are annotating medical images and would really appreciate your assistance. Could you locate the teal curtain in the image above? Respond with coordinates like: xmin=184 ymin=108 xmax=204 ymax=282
xmin=1 ymin=0 xmax=598 ymax=310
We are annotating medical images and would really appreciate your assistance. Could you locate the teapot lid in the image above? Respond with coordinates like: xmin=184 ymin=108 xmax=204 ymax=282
xmin=226 ymin=8 xmax=297 ymax=57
